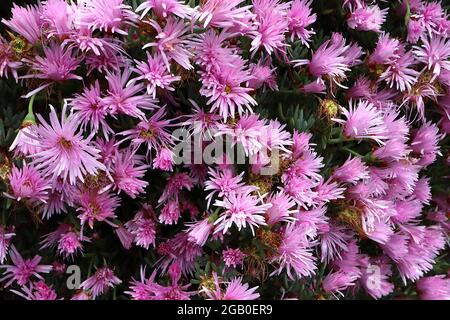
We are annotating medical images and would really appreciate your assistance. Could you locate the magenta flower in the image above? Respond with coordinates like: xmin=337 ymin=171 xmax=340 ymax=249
xmin=77 ymin=0 xmax=137 ymax=36
xmin=265 ymin=191 xmax=297 ymax=225
xmin=214 ymin=190 xmax=270 ymax=235
xmin=347 ymin=4 xmax=387 ymax=33
xmin=159 ymin=199 xmax=182 ymax=225
xmin=379 ymin=46 xmax=419 ymax=92
xmin=331 ymin=156 xmax=369 ymax=185
xmin=2 ymin=3 xmax=43 ymax=44
xmin=360 ymin=258 xmax=394 ymax=299
xmin=194 ymin=0 xmax=253 ymax=29
xmin=222 ymin=248 xmax=246 ymax=268
xmin=5 ymin=162 xmax=50 ymax=206
xmin=11 ymin=281 xmax=58 ymax=300
xmin=202 ymin=273 xmax=259 ymax=300
xmin=110 ymin=148 xmax=149 ymax=199
xmin=80 ymin=267 xmax=122 ymax=299
xmin=414 ymin=36 xmax=450 ymax=82
xmin=0 ymin=36 xmax=22 ymax=81
xmin=247 ymin=61 xmax=278 ymax=91
xmin=29 ymin=104 xmax=105 ymax=185
xmin=332 ymin=100 xmax=387 ymax=145
xmin=153 ymin=147 xmax=174 ymax=172
xmin=103 ymin=68 xmax=157 ymax=119
xmin=0 ymin=226 xmax=15 ymax=264
xmin=136 ymin=0 xmax=193 ymax=20
xmin=69 ymin=80 xmax=112 ymax=137
xmin=76 ymin=190 xmax=120 ymax=230
xmin=287 ymin=0 xmax=316 ymax=45
xmin=143 ymin=17 xmax=193 ymax=70
xmin=200 ymin=57 xmax=257 ymax=120
xmin=416 ymin=275 xmax=450 ymax=300
xmin=410 ymin=121 xmax=443 ymax=166
xmin=125 ymin=205 xmax=157 ymax=249
xmin=131 ymin=52 xmax=181 ymax=98
xmin=21 ymin=44 xmax=81 ymax=98
xmin=322 ymin=271 xmax=358 ymax=296
xmin=185 ymin=217 xmax=214 ymax=246
xmin=0 ymin=246 xmax=52 ymax=287
xmin=41 ymin=0 xmax=74 ymax=39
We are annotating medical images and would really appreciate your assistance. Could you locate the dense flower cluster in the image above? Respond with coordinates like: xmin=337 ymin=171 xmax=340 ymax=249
xmin=0 ymin=0 xmax=448 ymax=300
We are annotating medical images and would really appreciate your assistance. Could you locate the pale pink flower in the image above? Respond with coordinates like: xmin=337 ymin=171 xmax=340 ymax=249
xmin=80 ymin=267 xmax=122 ymax=299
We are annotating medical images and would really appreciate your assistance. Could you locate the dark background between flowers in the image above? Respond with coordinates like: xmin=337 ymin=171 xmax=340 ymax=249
xmin=0 ymin=0 xmax=448 ymax=300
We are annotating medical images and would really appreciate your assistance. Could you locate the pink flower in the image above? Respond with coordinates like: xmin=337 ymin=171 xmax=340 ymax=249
xmin=379 ymin=46 xmax=419 ymax=92
xmin=347 ymin=4 xmax=387 ymax=33
xmin=0 ymin=36 xmax=22 ymax=81
xmin=410 ymin=121 xmax=443 ymax=166
xmin=202 ymin=273 xmax=259 ymax=300
xmin=331 ymin=156 xmax=369 ymax=185
xmin=110 ymin=148 xmax=149 ymax=198
xmin=222 ymin=248 xmax=246 ymax=268
xmin=250 ymin=0 xmax=290 ymax=55
xmin=270 ymin=224 xmax=317 ymax=279
xmin=29 ymin=104 xmax=105 ymax=185
xmin=143 ymin=17 xmax=193 ymax=70
xmin=57 ymin=231 xmax=84 ymax=260
xmin=5 ymin=162 xmax=50 ymax=206
xmin=77 ymin=0 xmax=137 ymax=35
xmin=322 ymin=271 xmax=358 ymax=296
xmin=2 ymin=3 xmax=43 ymax=44
xmin=0 ymin=246 xmax=52 ymax=287
xmin=287 ymin=0 xmax=316 ymax=45
xmin=103 ymin=68 xmax=157 ymax=119
xmin=120 ymin=108 xmax=173 ymax=152
xmin=76 ymin=190 xmax=120 ymax=230
xmin=200 ymin=56 xmax=257 ymax=120
xmin=159 ymin=199 xmax=182 ymax=225
xmin=21 ymin=44 xmax=81 ymax=97
xmin=131 ymin=52 xmax=181 ymax=98
xmin=80 ymin=267 xmax=122 ymax=299
xmin=416 ymin=275 xmax=450 ymax=300
xmin=136 ymin=0 xmax=193 ymax=20
xmin=204 ymin=169 xmax=252 ymax=207
xmin=12 ymin=281 xmax=58 ymax=300
xmin=368 ymin=33 xmax=401 ymax=65
xmin=0 ymin=226 xmax=15 ymax=264
xmin=41 ymin=0 xmax=74 ymax=39
xmin=332 ymin=100 xmax=387 ymax=145
xmin=125 ymin=205 xmax=157 ymax=249
xmin=214 ymin=190 xmax=270 ymax=235
xmin=247 ymin=62 xmax=278 ymax=91
xmin=265 ymin=191 xmax=297 ymax=225
xmin=186 ymin=218 xmax=214 ymax=246
xmin=360 ymin=258 xmax=394 ymax=299
xmin=159 ymin=172 xmax=194 ymax=203
xmin=69 ymin=80 xmax=112 ymax=137
xmin=153 ymin=147 xmax=174 ymax=171
xmin=194 ymin=0 xmax=253 ymax=29
xmin=414 ymin=36 xmax=450 ymax=82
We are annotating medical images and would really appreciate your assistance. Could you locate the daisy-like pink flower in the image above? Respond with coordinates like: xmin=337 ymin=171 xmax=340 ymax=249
xmin=76 ymin=0 xmax=137 ymax=36
xmin=0 ymin=36 xmax=22 ymax=81
xmin=76 ymin=190 xmax=120 ymax=230
xmin=80 ymin=267 xmax=122 ymax=299
xmin=41 ymin=0 xmax=74 ymax=39
xmin=205 ymin=169 xmax=255 ymax=208
xmin=69 ymin=81 xmax=112 ymax=137
xmin=202 ymin=273 xmax=259 ymax=300
xmin=332 ymin=100 xmax=387 ymax=145
xmin=29 ymin=104 xmax=105 ymax=185
xmin=368 ymin=33 xmax=401 ymax=65
xmin=11 ymin=281 xmax=58 ymax=300
xmin=0 ymin=226 xmax=14 ymax=264
xmin=414 ymin=36 xmax=450 ymax=82
xmin=322 ymin=271 xmax=358 ymax=296
xmin=103 ymin=68 xmax=158 ymax=119
xmin=379 ymin=46 xmax=419 ymax=92
xmin=143 ymin=17 xmax=193 ymax=70
xmin=416 ymin=275 xmax=450 ymax=300
xmin=287 ymin=0 xmax=316 ymax=46
xmin=247 ymin=61 xmax=278 ymax=91
xmin=86 ymin=46 xmax=128 ymax=75
xmin=331 ymin=156 xmax=369 ymax=185
xmin=265 ymin=191 xmax=297 ymax=225
xmin=214 ymin=190 xmax=270 ymax=235
xmin=136 ymin=0 xmax=193 ymax=20
xmin=159 ymin=199 xmax=182 ymax=225
xmin=125 ymin=205 xmax=157 ymax=249
xmin=249 ymin=0 xmax=290 ymax=55
xmin=347 ymin=4 xmax=387 ymax=33
xmin=2 ymin=3 xmax=43 ymax=44
xmin=153 ymin=147 xmax=174 ymax=171
xmin=185 ymin=217 xmax=214 ymax=246
xmin=222 ymin=248 xmax=246 ymax=268
xmin=5 ymin=162 xmax=50 ymax=206
xmin=131 ymin=52 xmax=181 ymax=98
xmin=200 ymin=57 xmax=257 ymax=120
xmin=410 ymin=121 xmax=443 ymax=167
xmin=194 ymin=0 xmax=253 ymax=29
xmin=159 ymin=173 xmax=194 ymax=204
xmin=21 ymin=44 xmax=81 ymax=98
xmin=110 ymin=148 xmax=149 ymax=198
xmin=360 ymin=258 xmax=394 ymax=299
xmin=120 ymin=108 xmax=173 ymax=152
xmin=270 ymin=224 xmax=317 ymax=279
xmin=0 ymin=246 xmax=52 ymax=287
